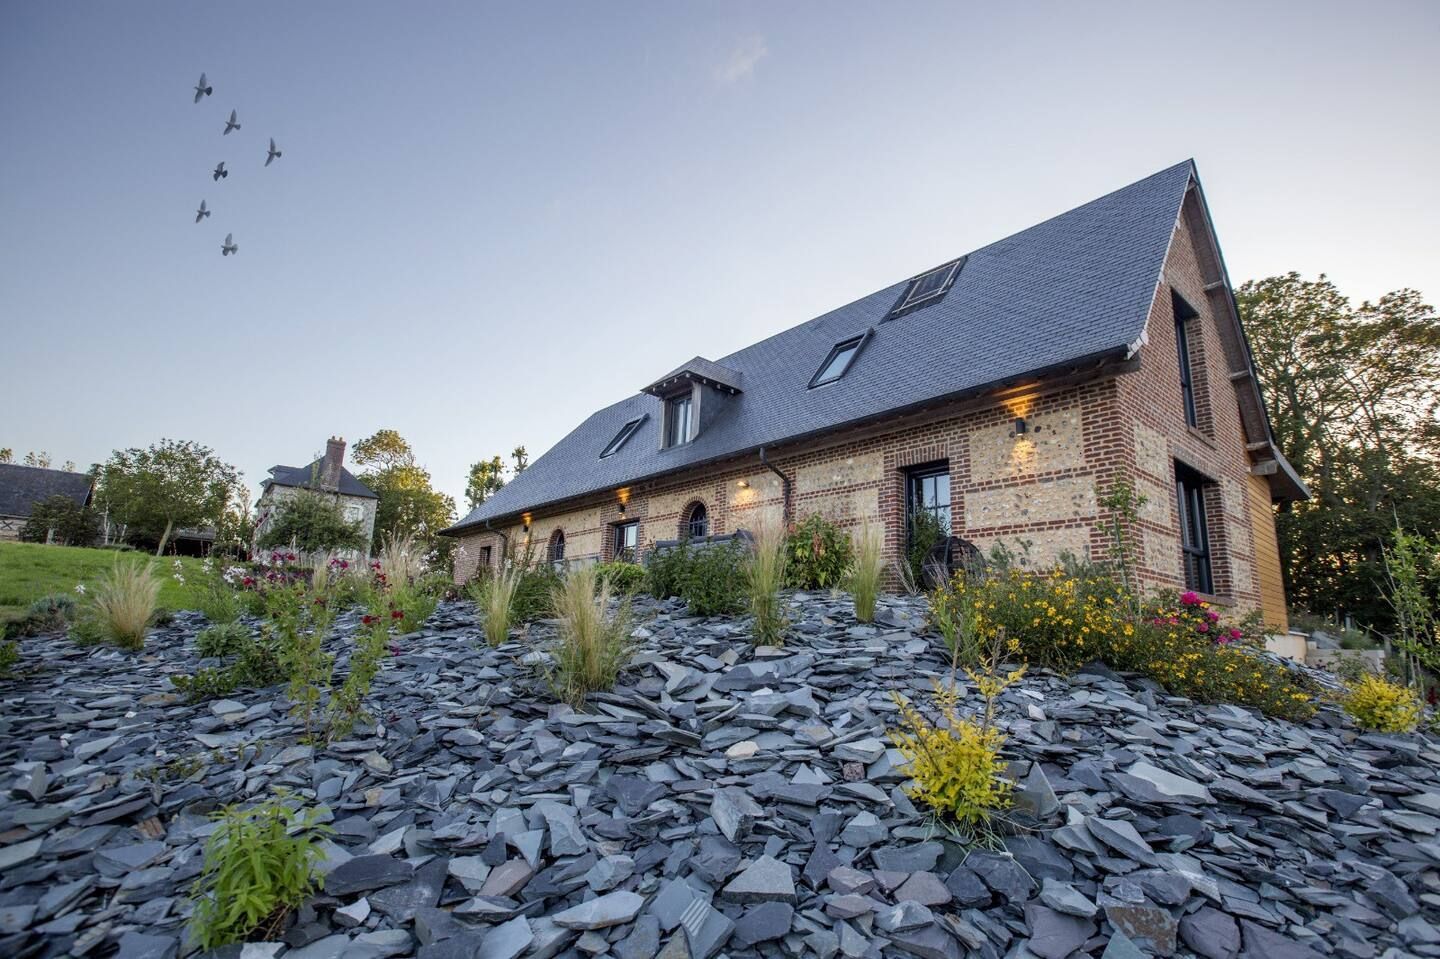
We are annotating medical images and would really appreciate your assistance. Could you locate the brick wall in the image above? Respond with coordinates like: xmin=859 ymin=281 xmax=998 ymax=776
xmin=450 ymin=192 xmax=1290 ymax=626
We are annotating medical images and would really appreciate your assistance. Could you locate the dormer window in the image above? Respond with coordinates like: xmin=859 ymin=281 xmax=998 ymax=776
xmin=889 ymin=257 xmax=966 ymax=319
xmin=664 ymin=393 xmax=693 ymax=448
xmin=601 ymin=415 xmax=646 ymax=458
xmin=809 ymin=331 xmax=872 ymax=388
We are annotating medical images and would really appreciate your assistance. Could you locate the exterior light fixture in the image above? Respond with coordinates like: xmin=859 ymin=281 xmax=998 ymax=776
xmin=1014 ymin=417 xmax=1028 ymax=436
xmin=737 ymin=479 xmax=750 ymax=489
xmin=618 ymin=502 xmax=627 ymax=516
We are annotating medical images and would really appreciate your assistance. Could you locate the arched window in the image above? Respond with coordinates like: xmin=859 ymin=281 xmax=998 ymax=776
xmin=684 ymin=502 xmax=709 ymax=540
xmin=547 ymin=529 xmax=566 ymax=565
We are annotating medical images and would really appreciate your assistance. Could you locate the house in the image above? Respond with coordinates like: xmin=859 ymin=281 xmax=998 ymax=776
xmin=442 ymin=160 xmax=1307 ymax=631
xmin=0 ymin=463 xmax=94 ymax=541
xmin=253 ymin=437 xmax=379 ymax=557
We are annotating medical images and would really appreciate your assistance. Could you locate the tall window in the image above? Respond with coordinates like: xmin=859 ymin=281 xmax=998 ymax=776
xmin=685 ymin=503 xmax=708 ymax=540
xmin=907 ymin=465 xmax=951 ymax=542
xmin=665 ymin=394 xmax=693 ymax=448
xmin=480 ymin=545 xmax=492 ymax=569
xmin=613 ymin=521 xmax=639 ymax=562
xmin=1173 ymin=291 xmax=1199 ymax=428
xmin=1176 ymin=463 xmax=1213 ymax=594
xmin=547 ymin=529 xmax=566 ymax=566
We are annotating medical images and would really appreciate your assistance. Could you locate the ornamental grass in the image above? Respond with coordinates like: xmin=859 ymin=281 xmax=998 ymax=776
xmin=744 ymin=520 xmax=790 ymax=646
xmin=545 ymin=564 xmax=633 ymax=707
xmin=79 ymin=558 xmax=162 ymax=651
xmin=476 ymin=562 xmax=523 ymax=647
xmin=848 ymin=519 xmax=885 ymax=624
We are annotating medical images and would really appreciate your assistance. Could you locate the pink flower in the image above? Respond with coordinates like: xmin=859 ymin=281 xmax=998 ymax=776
xmin=1229 ymin=627 xmax=1243 ymax=640
xmin=1180 ymin=591 xmax=1201 ymax=606
xmin=1206 ymin=611 xmax=1220 ymax=623
xmin=1196 ymin=623 xmax=1209 ymax=634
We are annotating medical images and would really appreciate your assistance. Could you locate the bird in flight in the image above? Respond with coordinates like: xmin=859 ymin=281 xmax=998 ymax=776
xmin=195 ymin=200 xmax=210 ymax=223
xmin=193 ymin=73 xmax=212 ymax=104
xmin=212 ymin=162 xmax=228 ymax=181
xmin=223 ymin=109 xmax=241 ymax=135
xmin=265 ymin=138 xmax=282 ymax=167
xmin=221 ymin=233 xmax=238 ymax=256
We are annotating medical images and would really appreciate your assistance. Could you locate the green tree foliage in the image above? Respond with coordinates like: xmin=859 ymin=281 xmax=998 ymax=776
xmin=256 ymin=490 xmax=367 ymax=554
xmin=96 ymin=439 xmax=244 ymax=555
xmin=353 ymin=430 xmax=456 ymax=553
xmin=465 ymin=455 xmax=506 ymax=510
xmin=511 ymin=446 xmax=529 ymax=474
xmin=1237 ymin=274 xmax=1440 ymax=628
xmin=0 ymin=448 xmax=12 ymax=463
xmin=22 ymin=451 xmax=52 ymax=468
xmin=19 ymin=495 xmax=100 ymax=547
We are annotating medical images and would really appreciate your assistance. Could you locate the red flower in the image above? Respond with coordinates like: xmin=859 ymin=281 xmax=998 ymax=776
xmin=1228 ymin=627 xmax=1243 ymax=640
xmin=1180 ymin=591 xmax=1201 ymax=606
xmin=286 ymin=552 xmax=298 ymax=562
xmin=391 ymin=609 xmax=404 ymax=620
xmin=241 ymin=576 xmax=256 ymax=587
xmin=314 ymin=597 xmax=326 ymax=606
xmin=388 ymin=644 xmax=400 ymax=656
xmin=1205 ymin=611 xmax=1220 ymax=623
xmin=1196 ymin=623 xmax=1209 ymax=634
xmin=362 ymin=614 xmax=377 ymax=625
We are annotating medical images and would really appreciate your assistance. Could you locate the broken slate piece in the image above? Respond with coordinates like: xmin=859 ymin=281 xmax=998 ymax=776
xmin=721 ymin=854 xmax=796 ymax=903
xmin=552 ymin=890 xmax=645 ymax=930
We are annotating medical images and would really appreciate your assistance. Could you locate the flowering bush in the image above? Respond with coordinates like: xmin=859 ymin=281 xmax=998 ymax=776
xmin=785 ymin=513 xmax=853 ymax=590
xmin=889 ymin=686 xmax=1012 ymax=830
xmin=1342 ymin=674 xmax=1422 ymax=733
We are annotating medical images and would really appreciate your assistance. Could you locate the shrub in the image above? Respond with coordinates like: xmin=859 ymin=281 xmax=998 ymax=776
xmin=187 ymin=793 xmax=331 ymax=950
xmin=74 ymin=559 xmax=161 ymax=651
xmin=327 ymin=604 xmax=395 ymax=739
xmin=256 ymin=490 xmax=367 ymax=554
xmin=197 ymin=622 xmax=251 ymax=658
xmin=544 ymin=565 xmax=633 ymax=707
xmin=906 ymin=510 xmax=949 ymax=587
xmin=472 ymin=563 xmax=522 ymax=647
xmin=849 ymin=521 xmax=885 ymax=624
xmin=680 ymin=543 xmax=747 ymax=617
xmin=645 ymin=543 xmax=691 ymax=600
xmin=386 ymin=579 xmax=438 ymax=630
xmin=928 ymin=579 xmax=983 ymax=667
xmin=785 ymin=513 xmax=853 ymax=590
xmin=744 ymin=522 xmax=789 ymax=646
xmin=594 ymin=560 xmax=646 ymax=595
xmin=378 ymin=531 xmax=426 ymax=588
xmin=19 ymin=495 xmax=100 ymax=547
xmin=513 ymin=563 xmax=563 ymax=623
xmin=263 ymin=584 xmax=335 ymax=740
xmin=6 ymin=594 xmax=78 ymax=638
xmin=0 ymin=640 xmax=17 ymax=678
xmin=1343 ymin=674 xmax=1422 ymax=733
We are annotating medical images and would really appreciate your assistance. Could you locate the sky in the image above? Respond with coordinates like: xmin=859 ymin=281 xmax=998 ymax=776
xmin=2 ymin=1 xmax=1437 ymax=513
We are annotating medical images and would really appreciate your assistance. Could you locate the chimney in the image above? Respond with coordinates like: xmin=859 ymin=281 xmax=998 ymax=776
xmin=321 ymin=436 xmax=345 ymax=491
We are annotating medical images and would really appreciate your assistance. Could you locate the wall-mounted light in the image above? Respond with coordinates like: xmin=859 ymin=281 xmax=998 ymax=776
xmin=737 ymin=479 xmax=750 ymax=489
xmin=1013 ymin=417 xmax=1028 ymax=436
xmin=522 ymin=512 xmax=532 ymax=533
xmin=617 ymin=502 xmax=626 ymax=516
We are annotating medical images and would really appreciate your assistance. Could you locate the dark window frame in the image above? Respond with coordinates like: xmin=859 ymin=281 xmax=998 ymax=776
xmin=479 ymin=545 xmax=492 ymax=569
xmin=1175 ymin=462 xmax=1213 ymax=594
xmin=685 ymin=502 xmax=709 ymax=540
xmin=905 ymin=462 xmax=952 ymax=545
xmin=888 ymin=256 xmax=967 ymax=320
xmin=808 ymin=330 xmax=873 ymax=388
xmin=547 ymin=529 xmax=566 ymax=565
xmin=600 ymin=415 xmax=647 ymax=458
xmin=1172 ymin=290 xmax=1200 ymax=428
xmin=612 ymin=520 xmax=639 ymax=562
xmin=663 ymin=393 xmax=693 ymax=449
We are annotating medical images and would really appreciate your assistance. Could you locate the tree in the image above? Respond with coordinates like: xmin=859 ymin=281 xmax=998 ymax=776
xmin=0 ymin=449 xmax=12 ymax=463
xmin=511 ymin=446 xmax=529 ymax=475
xmin=19 ymin=495 xmax=100 ymax=547
xmin=23 ymin=451 xmax=52 ymax=469
xmin=465 ymin=456 xmax=506 ymax=510
xmin=1238 ymin=273 xmax=1440 ymax=628
xmin=353 ymin=430 xmax=457 ymax=552
xmin=257 ymin=490 xmax=367 ymax=554
xmin=96 ymin=439 xmax=244 ymax=555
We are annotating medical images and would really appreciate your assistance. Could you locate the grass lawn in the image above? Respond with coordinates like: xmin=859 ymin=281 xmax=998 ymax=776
xmin=0 ymin=541 xmax=211 ymax=624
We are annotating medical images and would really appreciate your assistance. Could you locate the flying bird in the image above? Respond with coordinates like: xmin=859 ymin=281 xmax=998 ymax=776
xmin=223 ymin=109 xmax=240 ymax=135
xmin=193 ymin=73 xmax=212 ymax=103
xmin=195 ymin=200 xmax=210 ymax=223
xmin=212 ymin=162 xmax=227 ymax=181
xmin=265 ymin=138 xmax=282 ymax=167
xmin=221 ymin=233 xmax=238 ymax=256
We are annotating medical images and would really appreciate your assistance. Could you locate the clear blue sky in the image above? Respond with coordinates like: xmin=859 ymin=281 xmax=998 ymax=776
xmin=3 ymin=1 xmax=1436 ymax=511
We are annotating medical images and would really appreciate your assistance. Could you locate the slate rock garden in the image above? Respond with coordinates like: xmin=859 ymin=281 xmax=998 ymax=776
xmin=2 ymin=593 xmax=1439 ymax=958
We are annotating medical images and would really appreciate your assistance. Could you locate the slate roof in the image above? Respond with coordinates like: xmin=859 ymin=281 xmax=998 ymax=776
xmin=262 ymin=460 xmax=378 ymax=499
xmin=447 ymin=160 xmax=1210 ymax=533
xmin=0 ymin=463 xmax=94 ymax=517
xmin=643 ymin=356 xmax=744 ymax=396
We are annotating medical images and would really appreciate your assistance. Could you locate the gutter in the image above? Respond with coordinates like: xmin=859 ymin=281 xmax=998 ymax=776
xmin=758 ymin=446 xmax=792 ymax=525
xmin=483 ymin=518 xmax=509 ymax=560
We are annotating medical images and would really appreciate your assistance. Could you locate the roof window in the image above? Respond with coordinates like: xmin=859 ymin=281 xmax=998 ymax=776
xmin=600 ymin=415 xmax=646 ymax=458
xmin=809 ymin=331 xmax=872 ymax=388
xmin=889 ymin=256 xmax=966 ymax=319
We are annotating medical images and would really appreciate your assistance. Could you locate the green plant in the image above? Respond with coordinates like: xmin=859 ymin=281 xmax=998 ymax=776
xmin=594 ymin=560 xmax=646 ymax=595
xmin=0 ymin=640 xmax=18 ymax=678
xmin=906 ymin=510 xmax=948 ymax=587
xmin=848 ymin=520 xmax=885 ymax=624
xmin=544 ymin=564 xmax=633 ymax=707
xmin=256 ymin=489 xmax=367 ymax=555
xmin=74 ymin=558 xmax=161 ymax=651
xmin=512 ymin=563 xmax=563 ymax=623
xmin=1343 ymin=673 xmax=1422 ymax=733
xmin=6 ymin=593 xmax=78 ymax=638
xmin=19 ymin=495 xmax=100 ymax=547
xmin=327 ymin=603 xmax=394 ymax=739
xmin=386 ymin=579 xmax=438 ymax=630
xmin=472 ymin=562 xmax=522 ymax=647
xmin=928 ymin=576 xmax=984 ymax=666
xmin=378 ymin=530 xmax=426 ymax=588
xmin=645 ymin=543 xmax=691 ymax=600
xmin=264 ymin=585 xmax=335 ymax=740
xmin=785 ymin=513 xmax=853 ymax=590
xmin=1098 ymin=478 xmax=1147 ymax=612
xmin=1383 ymin=525 xmax=1439 ymax=688
xmin=197 ymin=622 xmax=252 ymax=658
xmin=744 ymin=522 xmax=790 ymax=646
xmin=680 ymin=543 xmax=747 ymax=617
xmin=187 ymin=793 xmax=331 ymax=950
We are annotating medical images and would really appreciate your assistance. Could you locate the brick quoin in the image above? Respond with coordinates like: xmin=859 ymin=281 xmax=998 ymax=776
xmin=450 ymin=187 xmax=1290 ymax=629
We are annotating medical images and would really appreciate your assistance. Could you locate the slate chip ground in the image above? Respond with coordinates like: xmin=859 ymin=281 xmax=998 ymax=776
xmin=0 ymin=595 xmax=1437 ymax=957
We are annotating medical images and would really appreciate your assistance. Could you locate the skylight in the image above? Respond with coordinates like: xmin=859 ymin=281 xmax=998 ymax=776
xmin=809 ymin=331 xmax=870 ymax=388
xmin=889 ymin=256 xmax=966 ymax=318
xmin=600 ymin=415 xmax=646 ymax=458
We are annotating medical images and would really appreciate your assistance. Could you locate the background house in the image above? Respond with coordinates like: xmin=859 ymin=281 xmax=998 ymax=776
xmin=0 ymin=463 xmax=94 ymax=542
xmin=253 ymin=437 xmax=378 ymax=558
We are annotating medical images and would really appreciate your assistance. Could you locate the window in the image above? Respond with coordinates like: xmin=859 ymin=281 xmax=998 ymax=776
xmin=889 ymin=257 xmax=966 ymax=319
xmin=664 ymin=394 xmax=693 ymax=448
xmin=907 ymin=465 xmax=951 ymax=541
xmin=548 ymin=529 xmax=566 ymax=565
xmin=1173 ymin=291 xmax=1200 ymax=428
xmin=809 ymin=332 xmax=870 ymax=388
xmin=480 ymin=545 xmax=492 ymax=569
xmin=613 ymin=521 xmax=639 ymax=562
xmin=344 ymin=503 xmax=364 ymax=522
xmin=601 ymin=416 xmax=645 ymax=458
xmin=685 ymin=502 xmax=708 ymax=540
xmin=1175 ymin=462 xmax=1213 ymax=594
